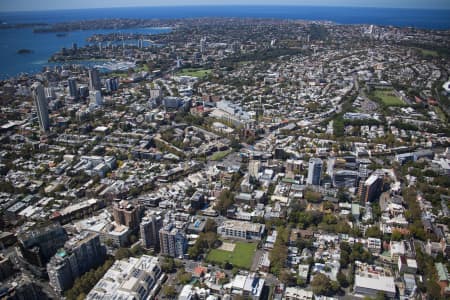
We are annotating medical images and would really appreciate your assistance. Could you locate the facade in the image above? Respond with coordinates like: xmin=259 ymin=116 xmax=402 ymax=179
xmin=140 ymin=213 xmax=163 ymax=250
xmin=87 ymin=255 xmax=164 ymax=300
xmin=159 ymin=224 xmax=187 ymax=258
xmin=47 ymin=232 xmax=106 ymax=293
xmin=113 ymin=200 xmax=141 ymax=230
xmin=306 ymin=158 xmax=323 ymax=186
xmin=31 ymin=82 xmax=50 ymax=132
xmin=88 ymin=68 xmax=101 ymax=91
xmin=217 ymin=220 xmax=265 ymax=240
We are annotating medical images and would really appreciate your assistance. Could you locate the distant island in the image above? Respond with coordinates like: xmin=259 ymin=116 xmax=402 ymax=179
xmin=17 ymin=49 xmax=33 ymax=54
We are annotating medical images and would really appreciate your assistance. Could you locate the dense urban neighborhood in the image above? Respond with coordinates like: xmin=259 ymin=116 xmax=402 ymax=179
xmin=0 ymin=17 xmax=449 ymax=300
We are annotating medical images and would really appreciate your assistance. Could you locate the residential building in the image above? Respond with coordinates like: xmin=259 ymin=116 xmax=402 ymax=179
xmin=359 ymin=174 xmax=383 ymax=203
xmin=113 ymin=200 xmax=141 ymax=230
xmin=140 ymin=213 xmax=163 ymax=250
xmin=68 ymin=77 xmax=78 ymax=98
xmin=18 ymin=224 xmax=68 ymax=267
xmin=47 ymin=232 xmax=106 ymax=293
xmin=31 ymin=82 xmax=50 ymax=132
xmin=159 ymin=224 xmax=187 ymax=258
xmin=88 ymin=68 xmax=101 ymax=91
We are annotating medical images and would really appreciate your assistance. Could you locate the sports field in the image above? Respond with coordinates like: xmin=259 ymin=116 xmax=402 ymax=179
xmin=372 ymin=89 xmax=406 ymax=107
xmin=206 ymin=241 xmax=257 ymax=269
xmin=177 ymin=68 xmax=212 ymax=78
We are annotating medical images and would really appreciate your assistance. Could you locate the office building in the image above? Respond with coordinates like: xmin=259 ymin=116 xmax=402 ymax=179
xmin=159 ymin=224 xmax=187 ymax=258
xmin=217 ymin=220 xmax=265 ymax=240
xmin=140 ymin=213 xmax=163 ymax=250
xmin=88 ymin=68 xmax=101 ymax=91
xmin=306 ymin=158 xmax=323 ymax=185
xmin=113 ymin=200 xmax=141 ymax=230
xmin=68 ymin=77 xmax=78 ymax=98
xmin=47 ymin=232 xmax=106 ymax=293
xmin=87 ymin=255 xmax=163 ymax=300
xmin=31 ymin=82 xmax=50 ymax=132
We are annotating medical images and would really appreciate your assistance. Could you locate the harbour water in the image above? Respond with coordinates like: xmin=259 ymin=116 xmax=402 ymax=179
xmin=0 ymin=6 xmax=449 ymax=79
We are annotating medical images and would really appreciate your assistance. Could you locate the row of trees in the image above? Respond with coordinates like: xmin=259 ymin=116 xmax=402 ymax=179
xmin=64 ymin=258 xmax=114 ymax=300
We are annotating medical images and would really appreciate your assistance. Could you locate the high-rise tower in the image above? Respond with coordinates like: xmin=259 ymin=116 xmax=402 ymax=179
xmin=31 ymin=82 xmax=50 ymax=132
xmin=88 ymin=68 xmax=101 ymax=91
xmin=306 ymin=158 xmax=323 ymax=186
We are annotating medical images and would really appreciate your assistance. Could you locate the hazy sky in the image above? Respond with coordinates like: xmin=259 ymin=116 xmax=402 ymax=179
xmin=1 ymin=0 xmax=449 ymax=12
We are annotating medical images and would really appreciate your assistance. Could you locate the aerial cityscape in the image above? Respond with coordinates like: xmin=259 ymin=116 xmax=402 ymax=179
xmin=0 ymin=1 xmax=449 ymax=299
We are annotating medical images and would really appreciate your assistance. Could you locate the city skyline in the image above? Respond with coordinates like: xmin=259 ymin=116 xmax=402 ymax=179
xmin=1 ymin=0 xmax=450 ymax=12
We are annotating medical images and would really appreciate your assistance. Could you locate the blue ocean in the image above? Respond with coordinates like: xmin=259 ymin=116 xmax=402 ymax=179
xmin=0 ymin=6 xmax=449 ymax=79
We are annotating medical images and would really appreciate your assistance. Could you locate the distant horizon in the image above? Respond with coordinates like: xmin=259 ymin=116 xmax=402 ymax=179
xmin=2 ymin=2 xmax=450 ymax=13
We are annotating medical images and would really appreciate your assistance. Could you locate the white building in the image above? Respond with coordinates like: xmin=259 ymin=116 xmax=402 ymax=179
xmin=217 ymin=220 xmax=265 ymax=240
xmin=354 ymin=275 xmax=396 ymax=298
xmin=284 ymin=287 xmax=313 ymax=300
xmin=87 ymin=255 xmax=164 ymax=300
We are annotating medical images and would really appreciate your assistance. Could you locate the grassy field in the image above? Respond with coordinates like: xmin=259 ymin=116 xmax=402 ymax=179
xmin=416 ymin=48 xmax=439 ymax=57
xmin=209 ymin=149 xmax=232 ymax=161
xmin=177 ymin=68 xmax=212 ymax=78
xmin=372 ymin=89 xmax=406 ymax=107
xmin=207 ymin=241 xmax=257 ymax=269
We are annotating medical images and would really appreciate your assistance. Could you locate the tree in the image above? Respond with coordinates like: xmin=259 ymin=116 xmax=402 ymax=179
xmin=311 ymin=273 xmax=332 ymax=296
xmin=115 ymin=248 xmax=131 ymax=260
xmin=391 ymin=229 xmax=403 ymax=241
xmin=215 ymin=189 xmax=234 ymax=215
xmin=205 ymin=218 xmax=217 ymax=232
xmin=162 ymin=285 xmax=177 ymax=299
xmin=365 ymin=225 xmax=382 ymax=238
xmin=161 ymin=257 xmax=176 ymax=273
xmin=337 ymin=271 xmax=349 ymax=288
xmin=176 ymin=269 xmax=192 ymax=284
xmin=279 ymin=269 xmax=296 ymax=286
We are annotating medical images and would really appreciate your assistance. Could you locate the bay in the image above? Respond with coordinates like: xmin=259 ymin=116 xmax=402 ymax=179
xmin=0 ymin=6 xmax=449 ymax=79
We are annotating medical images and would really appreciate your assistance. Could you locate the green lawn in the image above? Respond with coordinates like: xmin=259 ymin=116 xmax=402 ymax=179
xmin=372 ymin=89 xmax=406 ymax=107
xmin=416 ymin=48 xmax=439 ymax=57
xmin=177 ymin=68 xmax=212 ymax=78
xmin=209 ymin=149 xmax=232 ymax=161
xmin=207 ymin=242 xmax=257 ymax=269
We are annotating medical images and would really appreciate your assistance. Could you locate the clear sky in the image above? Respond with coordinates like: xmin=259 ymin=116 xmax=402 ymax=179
xmin=0 ymin=0 xmax=449 ymax=12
